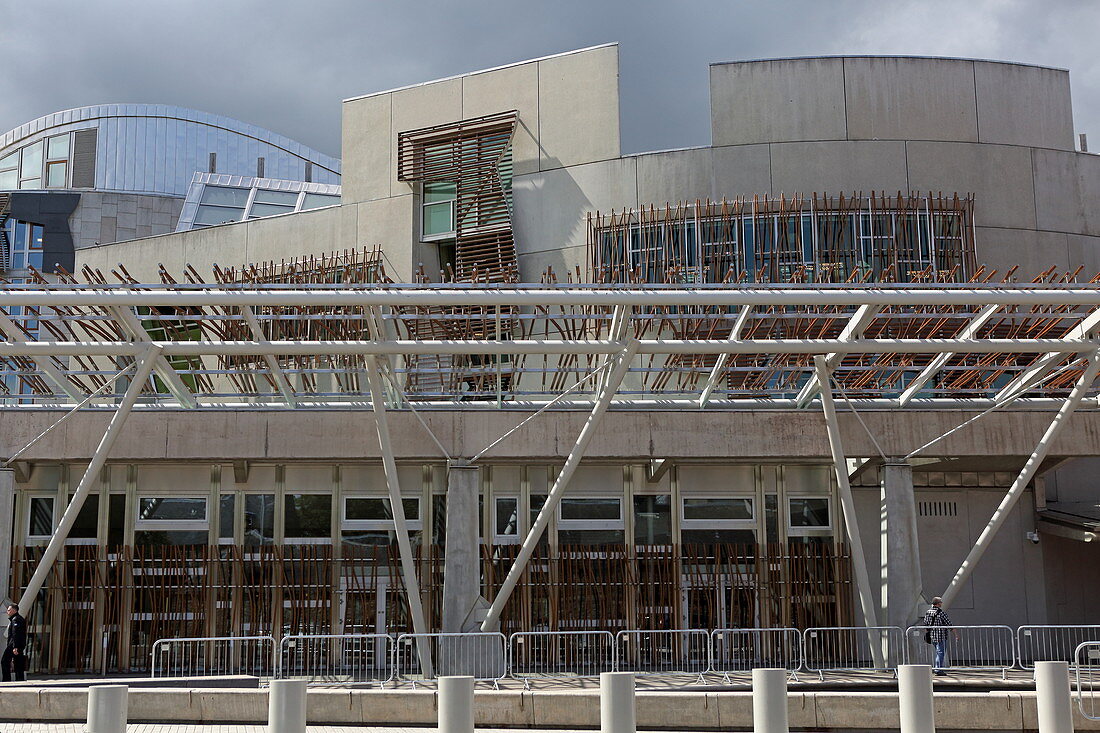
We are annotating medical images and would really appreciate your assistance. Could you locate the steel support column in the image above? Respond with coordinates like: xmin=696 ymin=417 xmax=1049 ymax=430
xmin=942 ymin=351 xmax=1100 ymax=608
xmin=18 ymin=345 xmax=160 ymax=611
xmin=364 ymin=354 xmax=433 ymax=676
xmin=480 ymin=339 xmax=640 ymax=631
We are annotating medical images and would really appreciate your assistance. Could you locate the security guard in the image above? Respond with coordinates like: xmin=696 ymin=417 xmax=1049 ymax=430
xmin=2 ymin=603 xmax=27 ymax=682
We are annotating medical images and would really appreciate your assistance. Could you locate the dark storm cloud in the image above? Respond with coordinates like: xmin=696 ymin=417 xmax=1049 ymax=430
xmin=1 ymin=0 xmax=1096 ymax=158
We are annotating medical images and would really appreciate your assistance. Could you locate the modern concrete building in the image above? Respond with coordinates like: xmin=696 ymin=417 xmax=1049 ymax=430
xmin=3 ymin=46 xmax=1100 ymax=676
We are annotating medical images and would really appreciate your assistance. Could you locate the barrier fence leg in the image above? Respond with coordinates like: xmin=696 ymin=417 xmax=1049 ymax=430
xmin=1035 ymin=661 xmax=1073 ymax=733
xmin=752 ymin=668 xmax=789 ymax=733
xmin=601 ymin=671 xmax=636 ymax=733
xmin=268 ymin=679 xmax=307 ymax=733
xmin=898 ymin=665 xmax=935 ymax=733
xmin=87 ymin=685 xmax=128 ymax=733
xmin=439 ymin=676 xmax=475 ymax=733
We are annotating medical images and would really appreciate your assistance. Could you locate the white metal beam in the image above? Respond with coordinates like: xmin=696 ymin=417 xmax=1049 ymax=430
xmin=0 ymin=311 xmax=83 ymax=401
xmin=898 ymin=304 xmax=1001 ymax=406
xmin=941 ymin=351 xmax=1100 ymax=609
xmin=17 ymin=346 xmax=160 ymax=611
xmin=109 ymin=306 xmax=198 ymax=408
xmin=239 ymin=306 xmax=297 ymax=408
xmin=480 ymin=339 xmax=640 ymax=631
xmin=698 ymin=305 xmax=754 ymax=408
xmin=796 ymin=304 xmax=881 ymax=407
xmin=994 ymin=309 xmax=1100 ymax=401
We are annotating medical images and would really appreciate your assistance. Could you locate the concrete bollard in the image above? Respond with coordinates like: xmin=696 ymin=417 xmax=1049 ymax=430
xmin=87 ymin=685 xmax=128 ymax=733
xmin=600 ymin=671 xmax=636 ymax=733
xmin=268 ymin=679 xmax=307 ymax=733
xmin=752 ymin=668 xmax=789 ymax=733
xmin=439 ymin=676 xmax=475 ymax=733
xmin=898 ymin=664 xmax=935 ymax=733
xmin=1035 ymin=660 xmax=1073 ymax=733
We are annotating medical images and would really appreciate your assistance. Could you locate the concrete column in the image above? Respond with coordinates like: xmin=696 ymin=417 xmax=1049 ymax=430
xmin=1035 ymin=661 xmax=1073 ymax=733
xmin=268 ymin=679 xmax=307 ymax=733
xmin=600 ymin=671 xmax=636 ymax=733
xmin=439 ymin=675 xmax=475 ymax=733
xmin=880 ymin=461 xmax=923 ymax=633
xmin=0 ymin=469 xmax=14 ymax=605
xmin=752 ymin=668 xmax=789 ymax=733
xmin=443 ymin=463 xmax=481 ymax=633
xmin=87 ymin=685 xmax=128 ymax=733
xmin=898 ymin=665 xmax=935 ymax=733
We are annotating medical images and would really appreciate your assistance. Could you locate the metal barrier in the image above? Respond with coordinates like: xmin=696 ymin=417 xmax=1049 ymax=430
xmin=1020 ymin=625 xmax=1100 ymax=670
xmin=1075 ymin=642 xmax=1100 ymax=720
xmin=904 ymin=625 xmax=1015 ymax=678
xmin=151 ymin=635 xmax=276 ymax=678
xmin=615 ymin=629 xmax=711 ymax=678
xmin=802 ymin=626 xmax=905 ymax=678
xmin=711 ymin=628 xmax=802 ymax=677
xmin=394 ymin=632 xmax=508 ymax=684
xmin=509 ymin=631 xmax=615 ymax=682
xmin=278 ymin=633 xmax=393 ymax=686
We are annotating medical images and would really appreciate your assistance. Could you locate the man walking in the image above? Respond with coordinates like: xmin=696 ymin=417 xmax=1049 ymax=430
xmin=2 ymin=603 xmax=27 ymax=682
xmin=923 ymin=596 xmax=959 ymax=675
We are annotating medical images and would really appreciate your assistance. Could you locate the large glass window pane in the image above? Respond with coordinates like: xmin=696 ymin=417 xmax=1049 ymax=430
xmin=68 ymin=494 xmax=99 ymax=539
xmin=0 ymin=169 xmax=16 ymax=188
xmin=253 ymin=189 xmax=299 ymax=206
xmin=135 ymin=530 xmax=207 ymax=546
xmin=244 ymin=494 xmax=276 ymax=545
xmin=530 ymin=494 xmax=548 ymax=549
xmin=301 ymin=193 xmax=339 ymax=210
xmin=422 ymin=201 xmax=454 ymax=237
xmin=248 ymin=202 xmax=294 ymax=218
xmin=47 ymin=134 xmax=69 ymax=160
xmin=559 ymin=529 xmax=624 ymax=545
xmin=633 ymin=495 xmax=671 ymax=544
xmin=424 ymin=182 xmax=456 ymax=203
xmin=219 ymin=494 xmax=236 ymax=540
xmin=284 ymin=494 xmax=332 ymax=538
xmin=46 ymin=161 xmax=67 ymax=188
xmin=560 ymin=497 xmax=620 ymax=521
xmin=683 ymin=497 xmax=753 ymax=521
xmin=345 ymin=497 xmax=419 ymax=521
xmin=21 ymin=141 xmax=43 ymax=178
xmin=341 ymin=529 xmax=422 ymax=549
xmin=138 ymin=497 xmax=207 ymax=521
xmin=194 ymin=205 xmax=244 ymax=226
xmin=0 ymin=151 xmax=17 ymax=169
xmin=681 ymin=528 xmax=756 ymax=545
xmin=200 ymin=185 xmax=249 ymax=207
xmin=789 ymin=498 xmax=830 ymax=528
xmin=28 ymin=496 xmax=53 ymax=536
xmin=494 ymin=497 xmax=519 ymax=537
xmin=107 ymin=494 xmax=126 ymax=545
xmin=19 ymin=177 xmax=41 ymax=190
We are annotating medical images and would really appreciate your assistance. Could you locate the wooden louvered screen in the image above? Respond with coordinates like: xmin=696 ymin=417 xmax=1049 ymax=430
xmin=398 ymin=110 xmax=518 ymax=282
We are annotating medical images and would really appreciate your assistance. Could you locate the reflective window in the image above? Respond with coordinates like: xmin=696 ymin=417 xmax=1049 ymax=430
xmin=0 ymin=169 xmax=16 ymax=189
xmin=558 ymin=496 xmax=624 ymax=546
xmin=284 ymin=494 xmax=332 ymax=540
xmin=301 ymin=193 xmax=339 ymax=210
xmin=194 ymin=205 xmax=244 ymax=226
xmin=219 ymin=494 xmax=236 ymax=541
xmin=422 ymin=182 xmax=456 ymax=239
xmin=341 ymin=496 xmax=422 ymax=549
xmin=201 ymin=186 xmax=250 ymax=207
xmin=46 ymin=134 xmax=69 ymax=160
xmin=788 ymin=497 xmax=830 ymax=528
xmin=345 ymin=497 xmax=419 ymax=522
xmin=633 ymin=495 xmax=671 ymax=545
xmin=0 ymin=150 xmax=17 ymax=169
xmin=67 ymin=494 xmax=99 ymax=540
xmin=683 ymin=498 xmax=753 ymax=521
xmin=46 ymin=161 xmax=67 ymax=188
xmin=560 ymin=497 xmax=621 ymax=521
xmin=493 ymin=497 xmax=519 ymax=543
xmin=138 ymin=497 xmax=207 ymax=521
xmin=20 ymin=141 xmax=43 ymax=182
xmin=28 ymin=496 xmax=54 ymax=538
xmin=680 ymin=495 xmax=756 ymax=547
xmin=244 ymin=494 xmax=276 ymax=545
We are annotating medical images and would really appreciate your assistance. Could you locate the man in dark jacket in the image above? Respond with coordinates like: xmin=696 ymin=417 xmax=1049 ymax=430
xmin=2 ymin=603 xmax=27 ymax=682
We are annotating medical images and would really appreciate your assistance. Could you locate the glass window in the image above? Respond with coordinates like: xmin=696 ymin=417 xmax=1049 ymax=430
xmin=0 ymin=151 xmax=17 ymax=170
xmin=560 ymin=497 xmax=621 ymax=521
xmin=494 ymin=497 xmax=519 ymax=541
xmin=284 ymin=494 xmax=332 ymax=539
xmin=301 ymin=193 xmax=339 ymax=210
xmin=46 ymin=134 xmax=69 ymax=160
xmin=21 ymin=141 xmax=43 ymax=180
xmin=681 ymin=528 xmax=756 ymax=545
xmin=558 ymin=528 xmax=624 ymax=545
xmin=345 ymin=497 xmax=419 ymax=522
xmin=28 ymin=496 xmax=54 ymax=537
xmin=135 ymin=530 xmax=208 ymax=546
xmin=529 ymin=494 xmax=549 ymax=549
xmin=683 ymin=498 xmax=753 ymax=521
xmin=248 ymin=202 xmax=294 ymax=218
xmin=0 ymin=169 xmax=16 ymax=189
xmin=194 ymin=205 xmax=245 ymax=226
xmin=219 ymin=494 xmax=236 ymax=540
xmin=200 ymin=185 xmax=249 ymax=207
xmin=244 ymin=494 xmax=276 ymax=545
xmin=633 ymin=495 xmax=671 ymax=544
xmin=788 ymin=498 xmax=831 ymax=529
xmin=422 ymin=182 xmax=456 ymax=239
xmin=19 ymin=177 xmax=41 ymax=190
xmin=253 ymin=189 xmax=299 ymax=206
xmin=107 ymin=494 xmax=126 ymax=546
xmin=138 ymin=497 xmax=207 ymax=521
xmin=46 ymin=161 xmax=67 ymax=188
xmin=68 ymin=494 xmax=99 ymax=540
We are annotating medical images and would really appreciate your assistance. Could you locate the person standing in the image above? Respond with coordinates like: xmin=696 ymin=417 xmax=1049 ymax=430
xmin=923 ymin=596 xmax=959 ymax=676
xmin=2 ymin=603 xmax=27 ymax=682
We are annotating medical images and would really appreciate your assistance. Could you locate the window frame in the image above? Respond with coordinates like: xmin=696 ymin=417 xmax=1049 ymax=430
xmin=133 ymin=495 xmax=210 ymax=532
xmin=492 ymin=495 xmax=521 ymax=545
xmin=557 ymin=496 xmax=624 ymax=532
xmin=282 ymin=491 xmax=334 ymax=544
xmin=679 ymin=495 xmax=756 ymax=531
xmin=420 ymin=181 xmax=457 ymax=242
xmin=26 ymin=494 xmax=56 ymax=541
xmin=786 ymin=495 xmax=833 ymax=538
xmin=341 ymin=495 xmax=422 ymax=532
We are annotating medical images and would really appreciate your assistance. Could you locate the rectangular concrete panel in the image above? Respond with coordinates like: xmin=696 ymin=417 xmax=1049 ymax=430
xmin=843 ymin=57 xmax=978 ymax=143
xmin=635 ymin=147 xmax=713 ymax=205
xmin=710 ymin=58 xmax=847 ymax=146
xmin=711 ymin=143 xmax=773 ymax=199
xmin=462 ymin=62 xmax=541 ymax=177
xmin=355 ymin=194 xmax=415 ymax=281
xmin=1033 ymin=148 xmax=1100 ymax=238
xmin=973 ymin=226 xmax=1067 ymax=279
xmin=974 ymin=62 xmax=1074 ymax=150
xmin=244 ymin=205 xmax=351 ymax=264
xmin=537 ymin=45 xmax=621 ymax=170
xmin=906 ymin=141 xmax=1036 ymax=230
xmin=340 ymin=94 xmax=392 ymax=204
xmin=769 ymin=140 xmax=907 ymax=195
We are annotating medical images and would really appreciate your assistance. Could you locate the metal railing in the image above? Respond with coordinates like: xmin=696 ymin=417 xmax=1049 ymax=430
xmin=1076 ymin=642 xmax=1100 ymax=720
xmin=711 ymin=627 xmax=802 ymax=675
xmin=615 ymin=629 xmax=711 ymax=678
xmin=151 ymin=635 xmax=277 ymax=678
xmin=904 ymin=625 xmax=1015 ymax=678
xmin=802 ymin=626 xmax=905 ymax=678
xmin=278 ymin=633 xmax=393 ymax=686
xmin=1020 ymin=625 xmax=1100 ymax=670
xmin=509 ymin=630 xmax=615 ymax=681
xmin=394 ymin=632 xmax=508 ymax=683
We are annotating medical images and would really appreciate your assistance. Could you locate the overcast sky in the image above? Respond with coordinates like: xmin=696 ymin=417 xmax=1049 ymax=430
xmin=1 ymin=0 xmax=1096 ymax=158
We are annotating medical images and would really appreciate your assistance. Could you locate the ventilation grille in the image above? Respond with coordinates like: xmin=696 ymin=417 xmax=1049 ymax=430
xmin=70 ymin=129 xmax=98 ymax=188
xmin=0 ymin=192 xmax=10 ymax=271
xmin=919 ymin=501 xmax=958 ymax=517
